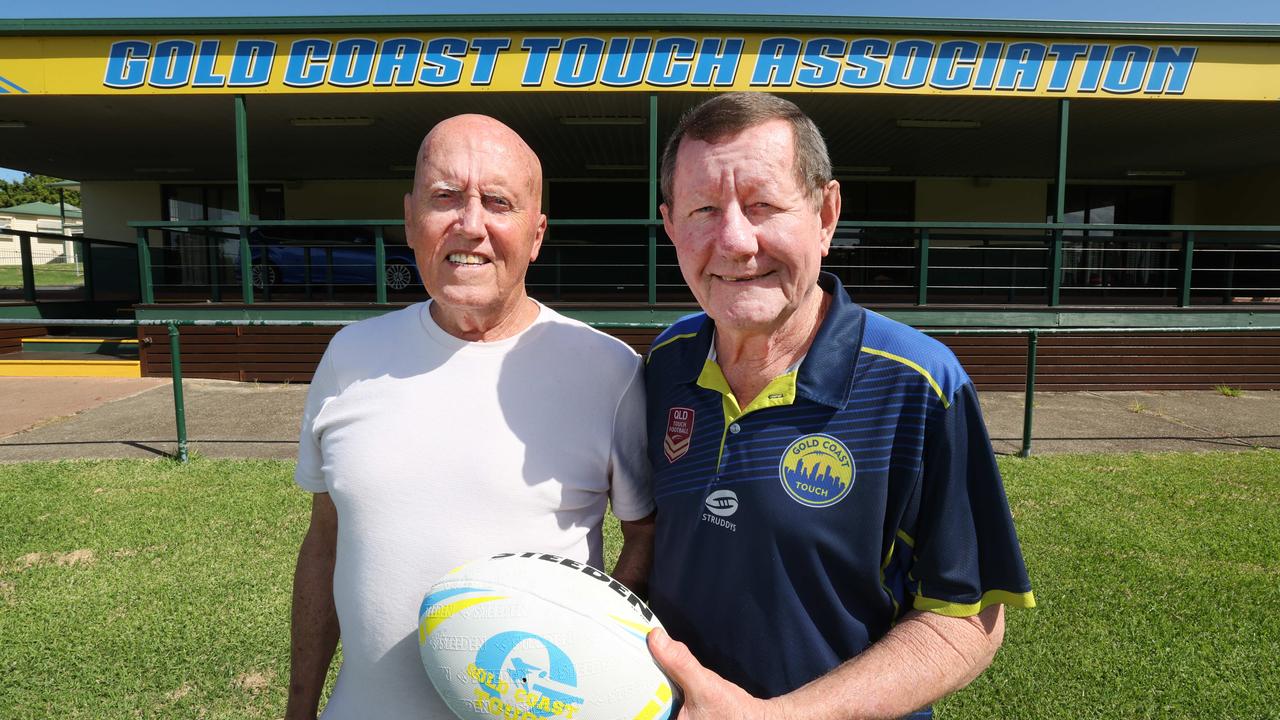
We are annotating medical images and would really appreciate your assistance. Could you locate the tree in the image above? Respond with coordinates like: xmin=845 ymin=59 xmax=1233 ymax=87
xmin=0 ymin=174 xmax=81 ymax=209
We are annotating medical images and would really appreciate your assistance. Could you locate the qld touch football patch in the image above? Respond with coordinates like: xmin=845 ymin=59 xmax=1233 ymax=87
xmin=663 ymin=407 xmax=694 ymax=463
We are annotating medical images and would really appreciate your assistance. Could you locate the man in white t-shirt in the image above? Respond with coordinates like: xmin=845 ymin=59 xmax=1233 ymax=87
xmin=285 ymin=115 xmax=656 ymax=720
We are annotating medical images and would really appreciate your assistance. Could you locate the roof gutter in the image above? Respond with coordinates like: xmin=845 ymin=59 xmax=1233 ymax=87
xmin=2 ymin=14 xmax=1279 ymax=39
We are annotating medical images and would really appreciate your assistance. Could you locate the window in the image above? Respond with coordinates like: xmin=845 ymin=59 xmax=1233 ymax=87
xmin=159 ymin=184 xmax=284 ymax=292
xmin=1047 ymin=184 xmax=1174 ymax=298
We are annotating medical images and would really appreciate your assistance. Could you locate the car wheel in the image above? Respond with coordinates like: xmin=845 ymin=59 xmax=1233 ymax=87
xmin=385 ymin=261 xmax=415 ymax=291
xmin=251 ymin=263 xmax=279 ymax=290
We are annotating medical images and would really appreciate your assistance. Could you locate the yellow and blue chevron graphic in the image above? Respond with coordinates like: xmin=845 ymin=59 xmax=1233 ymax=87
xmin=0 ymin=74 xmax=29 ymax=93
xmin=417 ymin=586 xmax=505 ymax=643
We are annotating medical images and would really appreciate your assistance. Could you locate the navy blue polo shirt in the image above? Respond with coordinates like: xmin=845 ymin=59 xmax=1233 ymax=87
xmin=645 ymin=273 xmax=1034 ymax=699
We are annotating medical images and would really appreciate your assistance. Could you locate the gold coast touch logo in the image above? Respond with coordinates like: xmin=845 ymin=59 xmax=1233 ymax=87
xmin=778 ymin=433 xmax=854 ymax=508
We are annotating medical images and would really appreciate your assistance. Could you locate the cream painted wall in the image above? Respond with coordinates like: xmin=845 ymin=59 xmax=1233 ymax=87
xmin=0 ymin=215 xmax=79 ymax=265
xmin=283 ymin=180 xmax=411 ymax=220
xmin=915 ymin=178 xmax=1049 ymax=223
xmin=1171 ymin=181 xmax=1197 ymax=225
xmin=81 ymin=179 xmax=417 ymax=244
xmin=81 ymin=182 xmax=163 ymax=245
xmin=1190 ymin=166 xmax=1280 ymax=225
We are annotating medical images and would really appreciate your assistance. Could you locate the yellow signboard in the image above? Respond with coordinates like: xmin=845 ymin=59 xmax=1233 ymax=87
xmin=1 ymin=32 xmax=1277 ymax=100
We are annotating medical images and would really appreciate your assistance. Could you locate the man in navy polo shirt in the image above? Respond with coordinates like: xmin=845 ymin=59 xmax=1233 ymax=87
xmin=644 ymin=93 xmax=1034 ymax=719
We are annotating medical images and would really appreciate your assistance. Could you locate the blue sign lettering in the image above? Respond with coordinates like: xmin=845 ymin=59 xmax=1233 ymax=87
xmin=692 ymin=37 xmax=742 ymax=86
xmin=192 ymin=40 xmax=226 ymax=87
xmin=148 ymin=39 xmax=194 ymax=88
xmin=797 ymin=38 xmax=844 ymax=87
xmin=930 ymin=40 xmax=978 ymax=89
xmin=469 ymin=38 xmax=510 ymax=86
xmin=1146 ymin=45 xmax=1195 ymax=94
xmin=1045 ymin=43 xmax=1088 ymax=92
xmin=228 ymin=40 xmax=274 ymax=87
xmin=1102 ymin=44 xmax=1151 ymax=94
xmin=556 ymin=37 xmax=605 ymax=86
xmin=997 ymin=42 xmax=1046 ymax=91
xmin=373 ymin=38 xmax=423 ymax=86
xmin=520 ymin=37 xmax=561 ymax=86
xmin=751 ymin=37 xmax=800 ymax=86
xmin=885 ymin=39 xmax=932 ymax=89
xmin=841 ymin=38 xmax=888 ymax=87
xmin=601 ymin=37 xmax=651 ymax=87
xmin=420 ymin=37 xmax=466 ymax=86
xmin=104 ymin=40 xmax=150 ymax=89
xmin=284 ymin=39 xmax=330 ymax=87
xmin=647 ymin=37 xmax=696 ymax=86
xmin=329 ymin=38 xmax=376 ymax=87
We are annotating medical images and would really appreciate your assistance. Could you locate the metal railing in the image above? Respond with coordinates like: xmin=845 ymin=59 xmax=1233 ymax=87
xmin=124 ymin=219 xmax=1280 ymax=308
xmin=1 ymin=230 xmax=139 ymax=303
xmin=2 ymin=317 xmax=1275 ymax=462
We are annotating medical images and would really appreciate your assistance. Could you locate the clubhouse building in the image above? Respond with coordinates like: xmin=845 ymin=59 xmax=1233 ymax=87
xmin=1 ymin=13 xmax=1278 ymax=388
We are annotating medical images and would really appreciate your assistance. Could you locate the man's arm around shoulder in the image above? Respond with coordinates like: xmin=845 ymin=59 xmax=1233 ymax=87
xmin=285 ymin=492 xmax=341 ymax=720
xmin=611 ymin=512 xmax=656 ymax=599
xmin=649 ymin=604 xmax=1005 ymax=720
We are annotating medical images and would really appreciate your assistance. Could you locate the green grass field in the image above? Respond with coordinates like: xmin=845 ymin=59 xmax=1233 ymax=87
xmin=1 ymin=452 xmax=1276 ymax=719
xmin=0 ymin=262 xmax=85 ymax=288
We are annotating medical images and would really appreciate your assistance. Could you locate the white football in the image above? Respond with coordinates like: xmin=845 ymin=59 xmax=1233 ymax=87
xmin=418 ymin=552 xmax=676 ymax=720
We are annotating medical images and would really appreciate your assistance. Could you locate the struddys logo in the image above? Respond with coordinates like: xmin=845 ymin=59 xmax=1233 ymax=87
xmin=468 ymin=631 xmax=585 ymax=719
xmin=779 ymin=434 xmax=854 ymax=508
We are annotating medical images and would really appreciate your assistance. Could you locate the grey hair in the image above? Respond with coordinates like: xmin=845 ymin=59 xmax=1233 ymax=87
xmin=660 ymin=93 xmax=832 ymax=208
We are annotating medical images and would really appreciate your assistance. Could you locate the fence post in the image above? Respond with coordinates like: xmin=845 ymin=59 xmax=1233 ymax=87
xmin=647 ymin=225 xmax=658 ymax=305
xmin=1179 ymin=231 xmax=1195 ymax=308
xmin=207 ymin=237 xmax=222 ymax=303
xmin=18 ymin=232 xmax=36 ymax=302
xmin=647 ymin=93 xmax=659 ymax=306
xmin=375 ymin=226 xmax=387 ymax=304
xmin=1020 ymin=329 xmax=1039 ymax=458
xmin=916 ymin=229 xmax=930 ymax=306
xmin=81 ymin=238 xmax=95 ymax=302
xmin=1049 ymin=229 xmax=1063 ymax=306
xmin=136 ymin=228 xmax=155 ymax=304
xmin=167 ymin=322 xmax=189 ymax=463
xmin=239 ymin=229 xmax=254 ymax=304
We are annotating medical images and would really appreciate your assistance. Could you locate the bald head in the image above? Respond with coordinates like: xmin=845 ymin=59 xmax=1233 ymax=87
xmin=414 ymin=114 xmax=543 ymax=203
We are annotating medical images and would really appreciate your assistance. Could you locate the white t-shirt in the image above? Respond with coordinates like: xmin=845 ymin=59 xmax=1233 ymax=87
xmin=295 ymin=301 xmax=653 ymax=720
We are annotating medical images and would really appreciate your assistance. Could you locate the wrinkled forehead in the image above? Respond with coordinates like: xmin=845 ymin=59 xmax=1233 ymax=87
xmin=416 ymin=124 xmax=541 ymax=197
xmin=672 ymin=122 xmax=799 ymax=198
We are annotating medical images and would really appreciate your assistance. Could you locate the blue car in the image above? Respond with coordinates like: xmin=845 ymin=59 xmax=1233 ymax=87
xmin=243 ymin=228 xmax=421 ymax=291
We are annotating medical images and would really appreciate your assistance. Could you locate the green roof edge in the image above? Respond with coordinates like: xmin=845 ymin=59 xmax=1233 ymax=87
xmin=1 ymin=14 xmax=1278 ymax=39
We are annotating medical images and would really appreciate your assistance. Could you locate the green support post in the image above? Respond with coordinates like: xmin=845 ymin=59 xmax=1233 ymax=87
xmin=1179 ymin=231 xmax=1195 ymax=307
xmin=1020 ymin=330 xmax=1040 ymax=458
xmin=167 ymin=322 xmax=189 ymax=463
xmin=207 ymin=239 xmax=222 ymax=302
xmin=1055 ymin=99 xmax=1069 ymax=224
xmin=136 ymin=228 xmax=155 ymax=304
xmin=647 ymin=93 xmax=659 ymax=306
xmin=18 ymin=233 xmax=36 ymax=302
xmin=81 ymin=238 xmax=95 ymax=301
xmin=375 ymin=226 xmax=387 ymax=304
xmin=235 ymin=95 xmax=254 ymax=303
xmin=239 ymin=230 xmax=254 ymax=303
xmin=1051 ymin=100 xmax=1069 ymax=309
xmin=916 ymin=229 xmax=930 ymax=306
xmin=1049 ymin=229 xmax=1063 ymax=306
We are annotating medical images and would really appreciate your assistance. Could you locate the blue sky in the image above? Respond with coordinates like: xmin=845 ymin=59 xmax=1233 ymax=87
xmin=2 ymin=0 xmax=1279 ymax=22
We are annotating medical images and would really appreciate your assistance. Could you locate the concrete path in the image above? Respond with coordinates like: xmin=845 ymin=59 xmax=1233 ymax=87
xmin=0 ymin=377 xmax=167 ymax=438
xmin=0 ymin=379 xmax=306 ymax=462
xmin=0 ymin=378 xmax=1276 ymax=463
